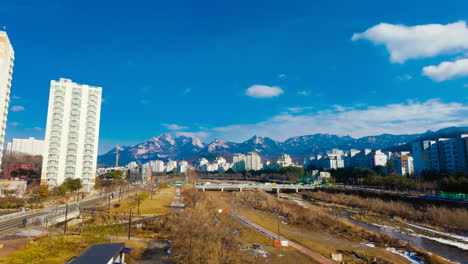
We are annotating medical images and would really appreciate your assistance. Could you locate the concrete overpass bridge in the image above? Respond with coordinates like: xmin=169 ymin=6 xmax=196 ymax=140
xmin=196 ymin=183 xmax=317 ymax=193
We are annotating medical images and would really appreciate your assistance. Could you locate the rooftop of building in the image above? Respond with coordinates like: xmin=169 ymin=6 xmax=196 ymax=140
xmin=67 ymin=243 xmax=125 ymax=264
xmin=52 ymin=78 xmax=102 ymax=90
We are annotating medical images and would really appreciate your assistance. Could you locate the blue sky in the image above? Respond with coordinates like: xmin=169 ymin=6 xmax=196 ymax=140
xmin=2 ymin=0 xmax=468 ymax=154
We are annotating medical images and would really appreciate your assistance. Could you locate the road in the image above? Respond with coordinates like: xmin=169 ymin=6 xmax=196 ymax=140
xmin=0 ymin=192 xmax=130 ymax=233
xmin=232 ymin=213 xmax=335 ymax=264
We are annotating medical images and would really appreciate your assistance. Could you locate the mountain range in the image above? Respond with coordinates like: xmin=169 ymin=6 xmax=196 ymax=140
xmin=97 ymin=127 xmax=468 ymax=166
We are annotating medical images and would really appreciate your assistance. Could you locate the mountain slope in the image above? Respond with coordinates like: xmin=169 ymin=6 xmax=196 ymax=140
xmin=97 ymin=127 xmax=468 ymax=166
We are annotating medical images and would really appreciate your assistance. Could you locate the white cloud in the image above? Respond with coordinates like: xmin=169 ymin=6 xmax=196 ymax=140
xmin=287 ymin=106 xmax=313 ymax=113
xmin=162 ymin=123 xmax=188 ymax=130
xmin=278 ymin=74 xmax=287 ymax=79
xmin=333 ymin=105 xmax=354 ymax=112
xmin=212 ymin=99 xmax=468 ymax=141
xmin=246 ymin=85 xmax=283 ymax=98
xmin=9 ymin=122 xmax=20 ymax=126
xmin=397 ymin=74 xmax=413 ymax=81
xmin=423 ymin=58 xmax=468 ymax=82
xmin=25 ymin=127 xmax=43 ymax=131
xmin=10 ymin=105 xmax=25 ymax=112
xmin=175 ymin=131 xmax=210 ymax=139
xmin=352 ymin=21 xmax=468 ymax=63
xmin=297 ymin=90 xmax=310 ymax=96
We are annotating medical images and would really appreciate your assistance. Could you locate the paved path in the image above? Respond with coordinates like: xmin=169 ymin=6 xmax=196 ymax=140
xmin=233 ymin=213 xmax=335 ymax=264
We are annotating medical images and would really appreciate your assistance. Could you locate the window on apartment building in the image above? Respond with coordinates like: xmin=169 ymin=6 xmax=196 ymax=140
xmin=47 ymin=166 xmax=58 ymax=171
xmin=48 ymin=160 xmax=58 ymax=165
xmin=67 ymin=143 xmax=77 ymax=149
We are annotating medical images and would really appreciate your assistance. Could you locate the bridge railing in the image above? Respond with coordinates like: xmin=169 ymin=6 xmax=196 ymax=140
xmin=0 ymin=210 xmax=36 ymax=222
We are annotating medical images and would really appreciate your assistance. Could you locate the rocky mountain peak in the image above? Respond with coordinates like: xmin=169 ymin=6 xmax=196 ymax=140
xmin=97 ymin=127 xmax=468 ymax=166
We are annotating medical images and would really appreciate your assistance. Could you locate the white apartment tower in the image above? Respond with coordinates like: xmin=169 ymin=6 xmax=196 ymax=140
xmin=246 ymin=152 xmax=262 ymax=171
xmin=232 ymin=153 xmax=246 ymax=172
xmin=41 ymin=78 xmax=102 ymax=187
xmin=0 ymin=31 xmax=14 ymax=174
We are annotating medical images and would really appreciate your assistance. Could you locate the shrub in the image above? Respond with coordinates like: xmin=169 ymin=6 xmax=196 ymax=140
xmin=305 ymin=191 xmax=468 ymax=230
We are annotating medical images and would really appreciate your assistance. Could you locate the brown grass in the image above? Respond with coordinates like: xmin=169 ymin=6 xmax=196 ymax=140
xmin=113 ymin=188 xmax=175 ymax=216
xmin=304 ymin=191 xmax=468 ymax=230
xmin=235 ymin=191 xmax=402 ymax=248
xmin=153 ymin=188 xmax=256 ymax=264
xmin=0 ymin=234 xmax=147 ymax=264
xmin=235 ymin=191 xmax=450 ymax=264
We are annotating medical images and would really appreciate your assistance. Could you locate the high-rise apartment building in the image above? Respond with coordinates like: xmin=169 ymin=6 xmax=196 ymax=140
xmin=41 ymin=78 xmax=102 ymax=188
xmin=0 ymin=31 xmax=14 ymax=174
xmin=6 ymin=137 xmax=45 ymax=156
xmin=411 ymin=135 xmax=468 ymax=174
xmin=411 ymin=141 xmax=436 ymax=173
xmin=232 ymin=153 xmax=246 ymax=172
xmin=148 ymin=160 xmax=166 ymax=173
xmin=246 ymin=152 xmax=262 ymax=171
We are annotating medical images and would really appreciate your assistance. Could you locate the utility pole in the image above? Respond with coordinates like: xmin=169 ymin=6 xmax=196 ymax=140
xmin=150 ymin=184 xmax=153 ymax=200
xmin=276 ymin=207 xmax=280 ymax=245
xmin=64 ymin=204 xmax=69 ymax=234
xmin=137 ymin=193 xmax=141 ymax=216
xmin=108 ymin=194 xmax=111 ymax=217
xmin=277 ymin=216 xmax=280 ymax=243
xmin=127 ymin=208 xmax=132 ymax=239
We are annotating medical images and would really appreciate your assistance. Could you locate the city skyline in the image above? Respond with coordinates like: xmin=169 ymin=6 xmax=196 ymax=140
xmin=2 ymin=0 xmax=468 ymax=155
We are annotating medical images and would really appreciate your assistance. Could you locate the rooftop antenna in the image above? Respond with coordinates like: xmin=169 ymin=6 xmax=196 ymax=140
xmin=115 ymin=145 xmax=120 ymax=167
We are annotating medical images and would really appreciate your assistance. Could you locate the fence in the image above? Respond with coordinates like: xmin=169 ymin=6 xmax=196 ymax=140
xmin=439 ymin=191 xmax=468 ymax=200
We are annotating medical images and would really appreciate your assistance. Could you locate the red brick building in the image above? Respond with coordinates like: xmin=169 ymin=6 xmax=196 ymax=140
xmin=2 ymin=164 xmax=32 ymax=179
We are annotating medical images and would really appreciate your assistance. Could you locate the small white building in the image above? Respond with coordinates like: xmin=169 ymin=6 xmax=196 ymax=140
xmin=391 ymin=154 xmax=414 ymax=175
xmin=126 ymin=161 xmax=139 ymax=169
xmin=96 ymin=166 xmax=127 ymax=176
xmin=6 ymin=137 xmax=45 ymax=157
xmin=0 ymin=180 xmax=27 ymax=198
xmin=166 ymin=160 xmax=178 ymax=172
xmin=277 ymin=154 xmax=292 ymax=167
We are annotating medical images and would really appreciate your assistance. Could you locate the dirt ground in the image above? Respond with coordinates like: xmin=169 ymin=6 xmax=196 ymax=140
xmin=209 ymin=191 xmax=412 ymax=264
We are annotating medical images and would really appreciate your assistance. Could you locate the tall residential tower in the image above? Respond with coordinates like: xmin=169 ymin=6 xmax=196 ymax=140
xmin=41 ymin=78 xmax=102 ymax=188
xmin=0 ymin=31 xmax=14 ymax=174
